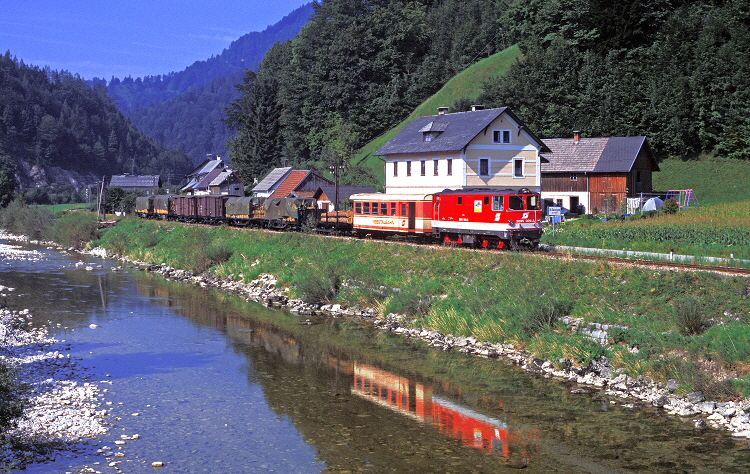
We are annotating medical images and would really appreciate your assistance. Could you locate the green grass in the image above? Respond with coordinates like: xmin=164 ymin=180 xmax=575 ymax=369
xmin=91 ymin=218 xmax=750 ymax=397
xmin=653 ymin=156 xmax=750 ymax=206
xmin=355 ymin=44 xmax=523 ymax=187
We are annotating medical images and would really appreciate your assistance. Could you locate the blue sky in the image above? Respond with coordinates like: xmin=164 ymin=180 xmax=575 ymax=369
xmin=0 ymin=1 xmax=312 ymax=80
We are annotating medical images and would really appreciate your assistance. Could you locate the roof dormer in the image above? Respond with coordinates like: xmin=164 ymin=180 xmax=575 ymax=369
xmin=419 ymin=121 xmax=449 ymax=142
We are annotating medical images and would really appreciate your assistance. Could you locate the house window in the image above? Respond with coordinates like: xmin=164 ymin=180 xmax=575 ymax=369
xmin=447 ymin=158 xmax=452 ymax=176
xmin=393 ymin=161 xmax=398 ymax=177
xmin=492 ymin=196 xmax=504 ymax=211
xmin=636 ymin=170 xmax=642 ymax=183
xmin=406 ymin=161 xmax=412 ymax=176
xmin=420 ymin=160 xmax=426 ymax=176
xmin=424 ymin=133 xmax=432 ymax=142
xmin=479 ymin=158 xmax=489 ymax=176
xmin=570 ymin=173 xmax=578 ymax=181
xmin=514 ymin=159 xmax=524 ymax=177
xmin=433 ymin=159 xmax=439 ymax=176
xmin=493 ymin=129 xmax=511 ymax=144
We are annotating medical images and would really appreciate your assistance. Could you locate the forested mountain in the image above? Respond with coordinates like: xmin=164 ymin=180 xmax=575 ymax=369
xmin=0 ymin=52 xmax=193 ymax=205
xmin=97 ymin=3 xmax=314 ymax=163
xmin=226 ymin=0 xmax=750 ymax=187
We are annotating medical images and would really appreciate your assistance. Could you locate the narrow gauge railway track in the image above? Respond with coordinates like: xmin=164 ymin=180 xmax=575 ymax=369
xmin=543 ymin=251 xmax=750 ymax=277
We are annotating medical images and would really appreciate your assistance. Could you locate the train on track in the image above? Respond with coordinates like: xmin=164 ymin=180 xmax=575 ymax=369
xmin=135 ymin=188 xmax=543 ymax=250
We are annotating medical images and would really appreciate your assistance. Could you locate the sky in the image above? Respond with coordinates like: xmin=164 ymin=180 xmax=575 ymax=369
xmin=0 ymin=1 xmax=312 ymax=81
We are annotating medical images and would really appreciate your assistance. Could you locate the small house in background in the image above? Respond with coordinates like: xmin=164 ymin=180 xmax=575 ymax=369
xmin=310 ymin=185 xmax=376 ymax=211
xmin=253 ymin=167 xmax=332 ymax=197
xmin=181 ymin=154 xmax=226 ymax=194
xmin=109 ymin=175 xmax=161 ymax=194
xmin=208 ymin=170 xmax=244 ymax=195
xmin=376 ymin=106 xmax=549 ymax=194
xmin=540 ymin=133 xmax=659 ymax=214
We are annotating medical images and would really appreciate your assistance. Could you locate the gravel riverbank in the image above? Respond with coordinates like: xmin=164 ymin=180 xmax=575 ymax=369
xmin=0 ymin=235 xmax=109 ymax=471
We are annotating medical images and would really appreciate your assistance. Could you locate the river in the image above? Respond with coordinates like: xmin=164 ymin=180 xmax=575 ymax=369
xmin=2 ymin=237 xmax=750 ymax=473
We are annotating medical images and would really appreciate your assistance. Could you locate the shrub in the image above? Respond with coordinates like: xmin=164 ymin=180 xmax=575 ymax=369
xmin=661 ymin=198 xmax=679 ymax=214
xmin=521 ymin=297 xmax=574 ymax=336
xmin=0 ymin=361 xmax=27 ymax=431
xmin=47 ymin=211 xmax=99 ymax=249
xmin=673 ymin=296 xmax=708 ymax=335
xmin=294 ymin=265 xmax=342 ymax=304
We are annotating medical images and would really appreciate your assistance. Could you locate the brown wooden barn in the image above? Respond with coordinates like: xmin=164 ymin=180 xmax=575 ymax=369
xmin=540 ymin=132 xmax=659 ymax=214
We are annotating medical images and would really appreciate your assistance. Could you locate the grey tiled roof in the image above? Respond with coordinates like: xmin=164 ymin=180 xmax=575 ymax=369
xmin=376 ymin=107 xmax=549 ymax=155
xmin=319 ymin=185 xmax=376 ymax=201
xmin=252 ymin=167 xmax=292 ymax=193
xmin=109 ymin=175 xmax=160 ymax=188
xmin=541 ymin=136 xmax=657 ymax=173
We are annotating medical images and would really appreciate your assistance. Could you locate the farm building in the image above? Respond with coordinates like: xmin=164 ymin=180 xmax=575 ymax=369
xmin=109 ymin=175 xmax=161 ymax=194
xmin=376 ymin=106 xmax=549 ymax=194
xmin=540 ymin=133 xmax=659 ymax=214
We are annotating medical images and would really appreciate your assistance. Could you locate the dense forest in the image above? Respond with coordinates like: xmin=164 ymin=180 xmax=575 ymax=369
xmin=0 ymin=52 xmax=193 ymax=205
xmin=97 ymin=3 xmax=314 ymax=162
xmin=226 ymin=0 xmax=750 ymax=186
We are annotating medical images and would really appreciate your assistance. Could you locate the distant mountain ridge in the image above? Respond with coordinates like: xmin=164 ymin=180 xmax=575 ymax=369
xmin=94 ymin=3 xmax=314 ymax=163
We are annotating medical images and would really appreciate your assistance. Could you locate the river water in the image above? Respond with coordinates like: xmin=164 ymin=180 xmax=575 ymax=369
xmin=3 ymin=238 xmax=750 ymax=473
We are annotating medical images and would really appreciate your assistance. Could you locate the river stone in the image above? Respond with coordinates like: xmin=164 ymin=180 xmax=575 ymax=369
xmin=697 ymin=401 xmax=716 ymax=414
xmin=666 ymin=379 xmax=679 ymax=392
xmin=687 ymin=391 xmax=705 ymax=403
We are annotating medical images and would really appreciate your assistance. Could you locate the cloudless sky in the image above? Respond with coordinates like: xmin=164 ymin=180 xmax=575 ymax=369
xmin=0 ymin=1 xmax=312 ymax=80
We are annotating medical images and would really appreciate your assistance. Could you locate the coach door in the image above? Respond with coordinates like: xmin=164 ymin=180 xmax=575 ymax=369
xmin=408 ymin=202 xmax=416 ymax=231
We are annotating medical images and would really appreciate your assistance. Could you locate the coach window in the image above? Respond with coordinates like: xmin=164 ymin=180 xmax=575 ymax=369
xmin=406 ymin=161 xmax=412 ymax=176
xmin=492 ymin=196 xmax=504 ymax=211
xmin=355 ymin=202 xmax=362 ymax=214
xmin=509 ymin=195 xmax=524 ymax=210
xmin=393 ymin=161 xmax=398 ymax=177
xmin=363 ymin=202 xmax=370 ymax=214
xmin=420 ymin=160 xmax=426 ymax=176
xmin=514 ymin=158 xmax=524 ymax=177
xmin=380 ymin=202 xmax=388 ymax=214
xmin=433 ymin=159 xmax=439 ymax=176
xmin=390 ymin=202 xmax=396 ymax=215
xmin=372 ymin=202 xmax=379 ymax=215
xmin=401 ymin=203 xmax=407 ymax=216
xmin=479 ymin=158 xmax=489 ymax=177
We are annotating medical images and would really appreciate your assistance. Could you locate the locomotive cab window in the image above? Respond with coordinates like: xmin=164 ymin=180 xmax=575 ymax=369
xmin=492 ymin=196 xmax=504 ymax=211
xmin=527 ymin=195 xmax=541 ymax=210
xmin=509 ymin=196 xmax=524 ymax=210
xmin=483 ymin=196 xmax=490 ymax=206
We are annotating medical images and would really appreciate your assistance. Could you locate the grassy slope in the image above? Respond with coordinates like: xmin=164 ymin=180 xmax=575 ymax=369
xmin=355 ymin=44 xmax=523 ymax=188
xmin=653 ymin=157 xmax=750 ymax=206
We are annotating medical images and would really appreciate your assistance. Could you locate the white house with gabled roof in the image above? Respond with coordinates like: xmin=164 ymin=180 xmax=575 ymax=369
xmin=375 ymin=106 xmax=550 ymax=194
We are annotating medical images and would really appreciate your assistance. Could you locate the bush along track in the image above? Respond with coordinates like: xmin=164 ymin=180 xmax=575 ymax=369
xmin=85 ymin=241 xmax=750 ymax=439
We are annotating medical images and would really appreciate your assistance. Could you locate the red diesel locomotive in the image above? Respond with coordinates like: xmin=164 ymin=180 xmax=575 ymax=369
xmin=350 ymin=188 xmax=543 ymax=250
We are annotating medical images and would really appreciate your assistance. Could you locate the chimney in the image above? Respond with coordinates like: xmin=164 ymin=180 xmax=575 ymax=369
xmin=437 ymin=107 xmax=449 ymax=115
xmin=573 ymin=130 xmax=580 ymax=144
xmin=471 ymin=105 xmax=485 ymax=112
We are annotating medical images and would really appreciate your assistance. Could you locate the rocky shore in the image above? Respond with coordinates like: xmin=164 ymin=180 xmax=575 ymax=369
xmin=88 ymin=246 xmax=750 ymax=441
xmin=0 ymin=307 xmax=108 ymax=470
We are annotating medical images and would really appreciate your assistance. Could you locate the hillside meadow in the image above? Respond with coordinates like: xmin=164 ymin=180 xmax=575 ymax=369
xmin=85 ymin=216 xmax=750 ymax=400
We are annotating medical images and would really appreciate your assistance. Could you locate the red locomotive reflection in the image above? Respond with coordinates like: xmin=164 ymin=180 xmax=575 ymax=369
xmin=342 ymin=361 xmax=539 ymax=461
